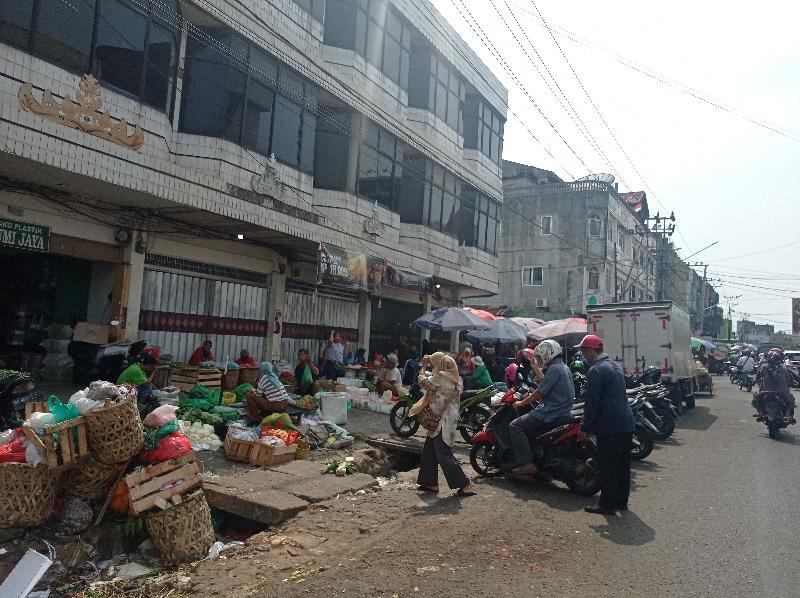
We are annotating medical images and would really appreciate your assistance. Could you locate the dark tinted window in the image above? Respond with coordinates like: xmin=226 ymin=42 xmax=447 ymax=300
xmin=31 ymin=0 xmax=95 ymax=73
xmin=357 ymin=119 xmax=402 ymax=209
xmin=95 ymin=0 xmax=147 ymax=98
xmin=463 ymin=92 xmax=504 ymax=164
xmin=314 ymin=108 xmax=350 ymax=190
xmin=143 ymin=23 xmax=177 ymax=109
xmin=292 ymin=0 xmax=325 ymax=21
xmin=0 ymin=1 xmax=34 ymax=47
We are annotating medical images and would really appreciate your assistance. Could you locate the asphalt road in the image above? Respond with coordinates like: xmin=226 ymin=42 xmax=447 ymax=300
xmin=540 ymin=378 xmax=800 ymax=597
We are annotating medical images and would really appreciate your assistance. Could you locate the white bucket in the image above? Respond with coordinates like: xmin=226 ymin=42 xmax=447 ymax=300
xmin=320 ymin=392 xmax=349 ymax=425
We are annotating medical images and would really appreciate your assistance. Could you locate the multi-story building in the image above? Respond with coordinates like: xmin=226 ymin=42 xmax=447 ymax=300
xmin=0 ymin=0 xmax=506 ymax=369
xmin=737 ymin=320 xmax=775 ymax=346
xmin=486 ymin=160 xmax=656 ymax=319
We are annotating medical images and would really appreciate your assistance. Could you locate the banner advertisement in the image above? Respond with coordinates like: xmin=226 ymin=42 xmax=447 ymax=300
xmin=318 ymin=243 xmax=367 ymax=290
xmin=383 ymin=264 xmax=433 ymax=293
xmin=793 ymin=298 xmax=800 ymax=335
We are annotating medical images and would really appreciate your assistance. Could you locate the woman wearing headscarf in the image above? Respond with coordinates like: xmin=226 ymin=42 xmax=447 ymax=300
xmin=410 ymin=352 xmax=477 ymax=497
xmin=246 ymin=361 xmax=290 ymax=422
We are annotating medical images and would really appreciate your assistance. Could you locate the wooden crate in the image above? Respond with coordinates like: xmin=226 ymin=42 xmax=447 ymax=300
xmin=24 ymin=401 xmax=48 ymax=419
xmin=125 ymin=453 xmax=202 ymax=515
xmin=170 ymin=367 xmax=222 ymax=392
xmin=223 ymin=433 xmax=296 ymax=467
xmin=23 ymin=417 xmax=90 ymax=470
xmin=153 ymin=365 xmax=172 ymax=389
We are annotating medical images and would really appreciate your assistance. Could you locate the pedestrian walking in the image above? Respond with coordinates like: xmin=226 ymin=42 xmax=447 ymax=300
xmin=578 ymin=335 xmax=634 ymax=515
xmin=411 ymin=352 xmax=477 ymax=497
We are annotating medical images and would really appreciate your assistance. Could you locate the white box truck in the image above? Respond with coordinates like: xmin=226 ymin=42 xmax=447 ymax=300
xmin=586 ymin=301 xmax=698 ymax=408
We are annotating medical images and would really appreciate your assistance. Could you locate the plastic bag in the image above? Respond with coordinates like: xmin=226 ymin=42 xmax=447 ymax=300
xmin=188 ymin=384 xmax=212 ymax=401
xmin=302 ymin=363 xmax=314 ymax=388
xmin=24 ymin=438 xmax=43 ymax=465
xmin=85 ymin=381 xmax=122 ymax=401
xmin=109 ymin=479 xmax=130 ymax=513
xmin=139 ymin=432 xmax=192 ymax=463
xmin=143 ymin=421 xmax=180 ymax=450
xmin=0 ymin=439 xmax=27 ymax=463
xmin=47 ymin=395 xmax=80 ymax=423
xmin=234 ymin=383 xmax=254 ymax=403
xmin=70 ymin=395 xmax=105 ymax=414
xmin=25 ymin=411 xmax=56 ymax=435
xmin=143 ymin=404 xmax=178 ymax=427
xmin=0 ymin=429 xmax=17 ymax=446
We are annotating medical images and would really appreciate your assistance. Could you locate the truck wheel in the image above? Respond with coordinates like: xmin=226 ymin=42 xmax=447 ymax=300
xmin=684 ymin=380 xmax=696 ymax=409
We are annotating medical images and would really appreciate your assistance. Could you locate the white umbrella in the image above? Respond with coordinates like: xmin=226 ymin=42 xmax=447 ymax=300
xmin=466 ymin=319 xmax=529 ymax=343
xmin=529 ymin=318 xmax=588 ymax=343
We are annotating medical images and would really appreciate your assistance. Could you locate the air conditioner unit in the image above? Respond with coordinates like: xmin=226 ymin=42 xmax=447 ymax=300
xmin=535 ymin=298 xmax=548 ymax=308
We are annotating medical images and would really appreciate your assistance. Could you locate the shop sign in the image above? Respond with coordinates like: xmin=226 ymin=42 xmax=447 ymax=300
xmin=319 ymin=243 xmax=367 ymax=290
xmin=0 ymin=218 xmax=50 ymax=252
xmin=383 ymin=265 xmax=433 ymax=293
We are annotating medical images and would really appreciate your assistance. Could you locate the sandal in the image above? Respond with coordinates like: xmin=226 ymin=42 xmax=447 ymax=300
xmin=456 ymin=487 xmax=477 ymax=497
xmin=416 ymin=485 xmax=439 ymax=493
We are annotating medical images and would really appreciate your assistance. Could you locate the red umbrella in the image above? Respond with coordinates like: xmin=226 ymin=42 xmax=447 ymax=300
xmin=463 ymin=307 xmax=500 ymax=321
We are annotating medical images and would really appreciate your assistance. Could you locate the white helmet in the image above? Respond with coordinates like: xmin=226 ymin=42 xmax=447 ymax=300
xmin=534 ymin=339 xmax=562 ymax=366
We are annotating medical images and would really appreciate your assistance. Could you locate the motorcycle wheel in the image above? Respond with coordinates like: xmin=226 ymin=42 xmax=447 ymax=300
xmin=459 ymin=404 xmax=491 ymax=444
xmin=653 ymin=407 xmax=675 ymax=440
xmin=564 ymin=457 xmax=602 ymax=497
xmin=469 ymin=442 xmax=503 ymax=477
xmin=767 ymin=422 xmax=779 ymax=439
xmin=631 ymin=427 xmax=654 ymax=461
xmin=389 ymin=402 xmax=419 ymax=438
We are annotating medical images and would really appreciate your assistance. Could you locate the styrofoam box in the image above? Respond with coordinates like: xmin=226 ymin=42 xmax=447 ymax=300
xmin=336 ymin=378 xmax=364 ymax=388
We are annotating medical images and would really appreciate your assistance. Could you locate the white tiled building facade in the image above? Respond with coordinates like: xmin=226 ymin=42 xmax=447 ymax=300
xmin=0 ymin=0 xmax=506 ymax=364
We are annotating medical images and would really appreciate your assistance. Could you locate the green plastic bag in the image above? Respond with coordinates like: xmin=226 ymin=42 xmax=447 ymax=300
xmin=143 ymin=421 xmax=180 ymax=450
xmin=233 ymin=383 xmax=254 ymax=403
xmin=301 ymin=363 xmax=313 ymax=389
xmin=211 ymin=405 xmax=239 ymax=421
xmin=47 ymin=395 xmax=79 ymax=423
xmin=178 ymin=398 xmax=211 ymax=411
xmin=187 ymin=384 xmax=212 ymax=402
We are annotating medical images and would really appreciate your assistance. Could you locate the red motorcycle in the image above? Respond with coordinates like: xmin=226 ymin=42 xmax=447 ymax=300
xmin=470 ymin=389 xmax=601 ymax=496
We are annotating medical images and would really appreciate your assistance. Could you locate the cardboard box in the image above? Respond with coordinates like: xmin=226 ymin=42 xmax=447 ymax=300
xmin=72 ymin=322 xmax=111 ymax=345
xmin=334 ymin=384 xmax=348 ymax=392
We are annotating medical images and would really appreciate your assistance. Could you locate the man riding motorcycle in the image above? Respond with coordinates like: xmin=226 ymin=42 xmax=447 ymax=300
xmin=753 ymin=348 xmax=796 ymax=423
xmin=509 ymin=340 xmax=575 ymax=476
xmin=737 ymin=349 xmax=756 ymax=377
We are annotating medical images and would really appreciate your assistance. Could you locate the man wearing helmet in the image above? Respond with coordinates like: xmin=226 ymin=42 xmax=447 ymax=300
xmin=509 ymin=339 xmax=575 ymax=476
xmin=578 ymin=334 xmax=634 ymax=515
xmin=753 ymin=348 xmax=795 ymax=422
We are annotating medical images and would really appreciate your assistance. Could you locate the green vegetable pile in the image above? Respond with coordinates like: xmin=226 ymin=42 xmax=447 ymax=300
xmin=0 ymin=370 xmax=29 ymax=384
xmin=176 ymin=406 xmax=223 ymax=426
xmin=364 ymin=380 xmax=376 ymax=393
xmin=321 ymin=458 xmax=358 ymax=476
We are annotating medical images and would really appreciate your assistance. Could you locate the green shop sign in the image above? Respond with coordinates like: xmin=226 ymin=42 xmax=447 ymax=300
xmin=0 ymin=218 xmax=50 ymax=252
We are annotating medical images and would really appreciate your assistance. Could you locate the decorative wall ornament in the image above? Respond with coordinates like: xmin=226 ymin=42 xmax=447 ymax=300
xmin=363 ymin=201 xmax=386 ymax=237
xmin=251 ymin=154 xmax=283 ymax=196
xmin=18 ymin=74 xmax=144 ymax=150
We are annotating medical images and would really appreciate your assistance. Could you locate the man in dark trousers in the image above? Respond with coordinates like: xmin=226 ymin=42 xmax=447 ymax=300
xmin=578 ymin=334 xmax=634 ymax=515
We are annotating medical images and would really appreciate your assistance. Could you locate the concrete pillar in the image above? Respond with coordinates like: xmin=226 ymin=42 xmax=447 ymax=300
xmin=449 ymin=331 xmax=460 ymax=354
xmin=420 ymin=292 xmax=433 ymax=341
xmin=120 ymin=246 xmax=145 ymax=341
xmin=358 ymin=292 xmax=372 ymax=356
xmin=265 ymin=269 xmax=287 ymax=361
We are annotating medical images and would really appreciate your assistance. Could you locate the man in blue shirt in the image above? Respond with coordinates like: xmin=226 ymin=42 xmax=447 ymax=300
xmin=578 ymin=334 xmax=634 ymax=515
xmin=510 ymin=340 xmax=575 ymax=476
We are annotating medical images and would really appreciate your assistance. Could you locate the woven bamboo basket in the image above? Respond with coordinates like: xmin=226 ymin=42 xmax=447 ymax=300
xmin=145 ymin=491 xmax=215 ymax=562
xmin=60 ymin=460 xmax=124 ymax=502
xmin=0 ymin=463 xmax=58 ymax=527
xmin=222 ymin=368 xmax=240 ymax=390
xmin=83 ymin=393 xmax=144 ymax=465
xmin=238 ymin=367 xmax=260 ymax=385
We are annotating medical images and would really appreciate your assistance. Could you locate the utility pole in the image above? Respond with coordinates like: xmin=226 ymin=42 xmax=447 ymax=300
xmin=637 ymin=211 xmax=676 ymax=302
xmin=724 ymin=294 xmax=742 ymax=341
xmin=613 ymin=243 xmax=619 ymax=303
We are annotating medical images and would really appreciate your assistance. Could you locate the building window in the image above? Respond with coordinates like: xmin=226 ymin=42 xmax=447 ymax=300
xmin=628 ymin=286 xmax=636 ymax=302
xmin=588 ymin=266 xmax=599 ymax=291
xmin=314 ymin=107 xmax=351 ymax=190
xmin=541 ymin=216 xmax=552 ymax=235
xmin=463 ymin=92 xmax=504 ymax=165
xmin=0 ymin=0 xmax=179 ymax=112
xmin=181 ymin=26 xmax=318 ymax=173
xmin=408 ymin=45 xmax=465 ymax=134
xmin=292 ymin=0 xmax=325 ymax=21
xmin=357 ymin=118 xmax=404 ymax=209
xmin=647 ymin=293 xmax=654 ymax=302
xmin=618 ymin=225 xmax=626 ymax=251
xmin=323 ymin=0 xmax=410 ymax=89
xmin=589 ymin=215 xmax=602 ymax=237
xmin=522 ymin=267 xmax=544 ymax=287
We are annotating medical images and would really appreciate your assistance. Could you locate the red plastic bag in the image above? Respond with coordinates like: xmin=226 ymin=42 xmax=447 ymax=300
xmin=0 ymin=439 xmax=27 ymax=463
xmin=139 ymin=432 xmax=192 ymax=464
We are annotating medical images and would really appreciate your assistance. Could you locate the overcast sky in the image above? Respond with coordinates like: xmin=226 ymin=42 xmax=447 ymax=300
xmin=432 ymin=0 xmax=800 ymax=334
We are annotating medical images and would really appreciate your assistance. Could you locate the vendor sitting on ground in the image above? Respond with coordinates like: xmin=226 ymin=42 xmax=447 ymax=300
xmin=117 ymin=353 xmax=159 ymax=414
xmin=236 ymin=349 xmax=257 ymax=367
xmin=295 ymin=348 xmax=320 ymax=396
xmin=188 ymin=339 xmax=214 ymax=366
xmin=246 ymin=361 xmax=290 ymax=423
xmin=376 ymin=353 xmax=404 ymax=396
xmin=464 ymin=355 xmax=493 ymax=390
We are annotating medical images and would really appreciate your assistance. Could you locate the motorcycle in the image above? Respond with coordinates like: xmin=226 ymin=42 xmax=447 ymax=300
xmin=571 ymin=395 xmax=656 ymax=461
xmin=0 ymin=370 xmax=43 ymax=431
xmin=469 ymin=388 xmax=601 ymax=496
xmin=738 ymin=372 xmax=754 ymax=392
xmin=389 ymin=384 xmax=495 ymax=443
xmin=754 ymin=391 xmax=796 ymax=439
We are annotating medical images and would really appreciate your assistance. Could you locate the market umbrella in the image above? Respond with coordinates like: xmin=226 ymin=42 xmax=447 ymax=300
xmin=466 ymin=318 xmax=529 ymax=344
xmin=463 ymin=306 xmax=500 ymax=320
xmin=510 ymin=317 xmax=546 ymax=336
xmin=412 ymin=307 xmax=491 ymax=331
xmin=691 ymin=337 xmax=717 ymax=351
xmin=528 ymin=317 xmax=588 ymax=343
